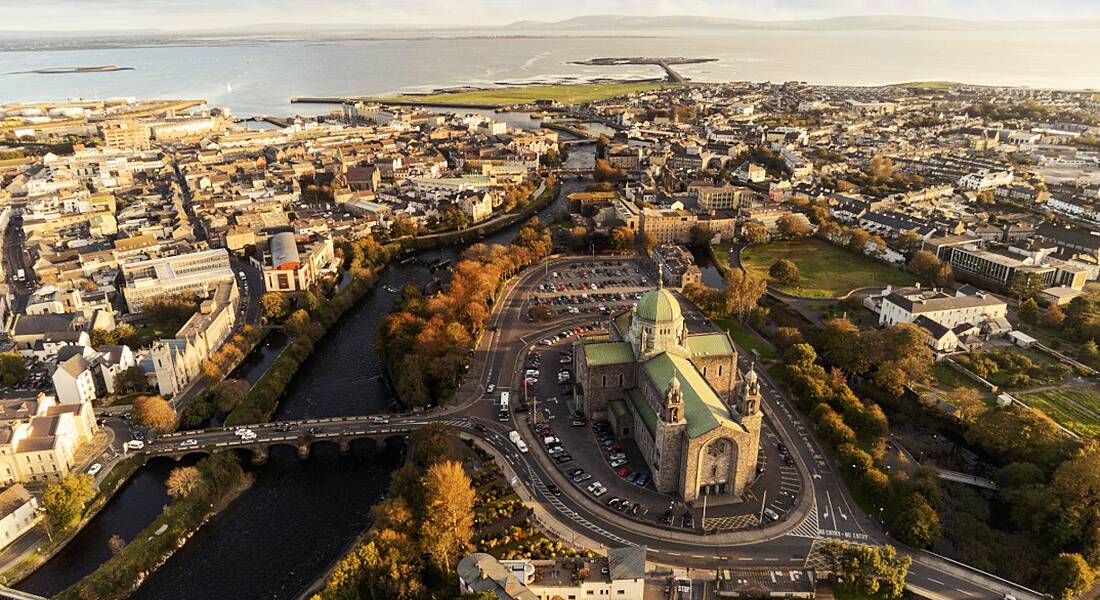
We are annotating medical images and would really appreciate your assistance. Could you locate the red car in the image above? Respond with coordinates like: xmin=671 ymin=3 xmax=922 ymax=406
xmin=617 ymin=467 xmax=632 ymax=478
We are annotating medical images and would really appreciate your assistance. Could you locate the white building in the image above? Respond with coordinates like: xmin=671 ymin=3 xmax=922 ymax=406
xmin=458 ymin=547 xmax=646 ymax=600
xmin=121 ymin=248 xmax=236 ymax=312
xmin=0 ymin=485 xmax=39 ymax=551
xmin=877 ymin=287 xmax=1007 ymax=329
xmin=0 ymin=393 xmax=98 ymax=484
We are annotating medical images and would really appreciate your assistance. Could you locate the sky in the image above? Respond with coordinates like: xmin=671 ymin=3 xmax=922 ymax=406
xmin=5 ymin=0 xmax=1100 ymax=32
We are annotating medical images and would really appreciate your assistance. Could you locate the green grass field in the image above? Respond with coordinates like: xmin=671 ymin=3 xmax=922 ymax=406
xmin=1019 ymin=388 xmax=1100 ymax=438
xmin=739 ymin=239 xmax=918 ymax=298
xmin=714 ymin=318 xmax=779 ymax=364
xmin=365 ymin=82 xmax=672 ymax=107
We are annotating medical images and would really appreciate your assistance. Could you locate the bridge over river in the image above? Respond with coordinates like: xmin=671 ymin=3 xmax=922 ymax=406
xmin=146 ymin=415 xmax=471 ymax=463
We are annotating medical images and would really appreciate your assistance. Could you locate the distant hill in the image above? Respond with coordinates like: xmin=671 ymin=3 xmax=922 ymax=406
xmin=504 ymin=14 xmax=1100 ymax=31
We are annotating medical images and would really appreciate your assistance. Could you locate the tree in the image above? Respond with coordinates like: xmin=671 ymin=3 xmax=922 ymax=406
xmin=846 ymin=228 xmax=871 ymax=254
xmin=594 ymin=158 xmax=627 ymax=182
xmin=608 ymin=227 xmax=635 ymax=253
xmin=907 ymin=250 xmax=944 ymax=283
xmin=1042 ymin=302 xmax=1066 ymax=329
xmin=740 ymin=222 xmax=768 ymax=244
xmin=0 ymin=353 xmax=27 ymax=386
xmin=1048 ymin=442 xmax=1100 ymax=564
xmin=91 ymin=323 xmax=138 ymax=348
xmin=390 ymin=215 xmax=418 ymax=238
xmin=689 ymin=224 xmax=714 ymax=247
xmin=822 ymin=541 xmax=910 ymax=598
xmin=1008 ymin=271 xmax=1044 ymax=301
xmin=41 ymin=474 xmax=95 ymax=540
xmin=108 ymin=534 xmax=126 ymax=555
xmin=419 ymin=460 xmax=475 ymax=573
xmin=639 ymin=232 xmax=657 ymax=255
xmin=113 ymin=365 xmax=148 ymax=395
xmin=893 ymin=231 xmax=924 ymax=257
xmin=891 ymin=493 xmax=941 ymax=548
xmin=1043 ymin=553 xmax=1094 ymax=600
xmin=442 ymin=207 xmax=470 ymax=231
xmin=260 ymin=292 xmax=289 ymax=320
xmin=768 ymin=259 xmax=801 ymax=284
xmin=143 ymin=294 xmax=199 ymax=332
xmin=166 ymin=465 xmax=204 ymax=499
xmin=776 ymin=214 xmax=812 ymax=239
xmin=722 ymin=269 xmax=768 ymax=324
xmin=133 ymin=395 xmax=177 ymax=433
xmin=211 ymin=379 xmax=249 ymax=414
xmin=819 ymin=318 xmax=871 ymax=375
xmin=1018 ymin=298 xmax=1039 ymax=326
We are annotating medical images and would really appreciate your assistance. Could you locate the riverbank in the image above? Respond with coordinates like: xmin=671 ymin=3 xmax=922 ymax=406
xmin=225 ymin=256 xmax=390 ymax=425
xmin=1 ymin=457 xmax=142 ymax=586
xmin=55 ymin=453 xmax=250 ymax=600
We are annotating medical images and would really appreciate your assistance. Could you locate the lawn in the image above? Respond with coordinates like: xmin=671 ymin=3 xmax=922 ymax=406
xmin=364 ymin=82 xmax=673 ymax=107
xmin=738 ymin=239 xmax=918 ymax=298
xmin=930 ymin=364 xmax=985 ymax=392
xmin=714 ymin=318 xmax=779 ymax=364
xmin=1019 ymin=388 xmax=1100 ymax=438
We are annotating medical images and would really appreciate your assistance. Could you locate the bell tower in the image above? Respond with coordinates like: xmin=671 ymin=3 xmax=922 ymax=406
xmin=737 ymin=362 xmax=762 ymax=417
xmin=662 ymin=376 xmax=685 ymax=423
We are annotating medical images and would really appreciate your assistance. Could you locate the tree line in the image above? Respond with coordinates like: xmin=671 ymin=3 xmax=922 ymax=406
xmin=378 ymin=219 xmax=551 ymax=408
xmin=311 ymin=424 xmax=476 ymax=600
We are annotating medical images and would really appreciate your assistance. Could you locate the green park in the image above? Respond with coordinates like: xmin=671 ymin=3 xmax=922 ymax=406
xmin=737 ymin=239 xmax=918 ymax=298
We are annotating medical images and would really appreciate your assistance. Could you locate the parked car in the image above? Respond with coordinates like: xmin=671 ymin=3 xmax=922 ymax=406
xmin=609 ymin=458 xmax=626 ymax=468
xmin=87 ymin=463 xmax=102 ymax=476
xmin=634 ymin=472 xmax=650 ymax=487
xmin=763 ymin=508 xmax=780 ymax=522
xmin=616 ymin=467 xmax=631 ymax=478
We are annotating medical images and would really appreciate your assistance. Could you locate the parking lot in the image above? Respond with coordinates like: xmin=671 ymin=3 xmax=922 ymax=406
xmin=527 ymin=258 xmax=653 ymax=319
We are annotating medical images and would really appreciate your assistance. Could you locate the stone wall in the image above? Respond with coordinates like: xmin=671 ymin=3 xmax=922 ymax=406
xmin=689 ymin=352 xmax=739 ymax=401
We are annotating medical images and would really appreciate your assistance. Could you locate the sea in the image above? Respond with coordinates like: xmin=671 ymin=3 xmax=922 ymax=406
xmin=1 ymin=29 xmax=1099 ymax=116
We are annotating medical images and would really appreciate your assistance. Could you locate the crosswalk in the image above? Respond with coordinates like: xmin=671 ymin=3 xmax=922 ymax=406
xmin=787 ymin=498 xmax=821 ymax=539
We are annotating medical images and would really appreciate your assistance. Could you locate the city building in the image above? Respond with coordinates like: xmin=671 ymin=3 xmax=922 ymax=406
xmin=151 ymin=282 xmax=239 ymax=397
xmin=0 ymin=393 xmax=99 ymax=484
xmin=260 ymin=232 xmax=336 ymax=293
xmin=121 ymin=248 xmax=236 ymax=312
xmin=51 ymin=345 xmax=136 ymax=405
xmin=574 ymin=283 xmax=762 ymax=502
xmin=100 ymin=120 xmax=151 ymax=150
xmin=458 ymin=547 xmax=646 ymax=600
xmin=653 ymin=244 xmax=702 ymax=290
xmin=0 ymin=485 xmax=39 ymax=551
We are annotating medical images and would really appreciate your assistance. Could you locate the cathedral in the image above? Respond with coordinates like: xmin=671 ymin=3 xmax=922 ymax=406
xmin=574 ymin=278 xmax=763 ymax=503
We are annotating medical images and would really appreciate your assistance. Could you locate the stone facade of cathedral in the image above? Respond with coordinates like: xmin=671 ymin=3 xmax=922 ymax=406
xmin=574 ymin=280 xmax=763 ymax=503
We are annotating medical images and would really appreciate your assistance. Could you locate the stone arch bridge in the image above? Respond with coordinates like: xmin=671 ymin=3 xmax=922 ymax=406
xmin=144 ymin=416 xmax=471 ymax=464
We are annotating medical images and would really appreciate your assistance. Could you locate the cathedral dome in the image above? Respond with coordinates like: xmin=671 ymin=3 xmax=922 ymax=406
xmin=635 ymin=287 xmax=682 ymax=324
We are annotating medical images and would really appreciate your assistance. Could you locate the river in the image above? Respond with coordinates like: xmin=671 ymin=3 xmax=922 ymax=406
xmin=15 ymin=167 xmax=582 ymax=599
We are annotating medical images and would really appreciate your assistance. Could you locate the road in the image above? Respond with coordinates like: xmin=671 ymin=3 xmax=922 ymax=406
xmin=130 ymin=251 xmax=1037 ymax=599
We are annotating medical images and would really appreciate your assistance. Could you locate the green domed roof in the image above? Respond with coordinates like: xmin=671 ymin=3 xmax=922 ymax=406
xmin=635 ymin=288 xmax=682 ymax=323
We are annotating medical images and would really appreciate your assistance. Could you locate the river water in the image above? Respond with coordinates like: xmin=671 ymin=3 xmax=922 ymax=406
xmin=15 ymin=159 xmax=582 ymax=599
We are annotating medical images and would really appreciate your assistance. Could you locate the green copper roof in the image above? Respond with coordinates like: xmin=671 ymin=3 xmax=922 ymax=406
xmin=642 ymin=352 xmax=732 ymax=439
xmin=626 ymin=388 xmax=656 ymax=437
xmin=609 ymin=398 xmax=629 ymax=419
xmin=635 ymin=288 xmax=682 ymax=324
xmin=583 ymin=342 xmax=635 ymax=367
xmin=686 ymin=333 xmax=735 ymax=357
